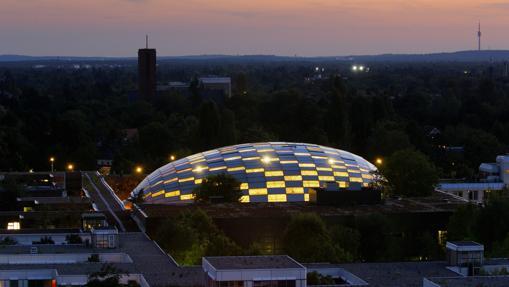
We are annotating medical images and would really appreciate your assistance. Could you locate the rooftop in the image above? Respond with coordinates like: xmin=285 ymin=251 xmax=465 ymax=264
xmin=205 ymin=255 xmax=304 ymax=270
xmin=426 ymin=276 xmax=509 ymax=287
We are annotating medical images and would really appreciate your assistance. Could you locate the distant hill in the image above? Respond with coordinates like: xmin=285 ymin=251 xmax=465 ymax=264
xmin=1 ymin=50 xmax=509 ymax=63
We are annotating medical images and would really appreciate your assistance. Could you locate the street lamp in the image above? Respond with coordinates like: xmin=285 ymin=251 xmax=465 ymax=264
xmin=49 ymin=157 xmax=55 ymax=172
xmin=135 ymin=166 xmax=143 ymax=174
xmin=170 ymin=155 xmax=176 ymax=161
xmin=67 ymin=164 xmax=74 ymax=172
xmin=375 ymin=158 xmax=383 ymax=166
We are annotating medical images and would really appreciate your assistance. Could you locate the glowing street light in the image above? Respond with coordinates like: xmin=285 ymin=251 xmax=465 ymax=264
xmin=67 ymin=164 xmax=74 ymax=171
xmin=135 ymin=166 xmax=143 ymax=174
xmin=170 ymin=155 xmax=176 ymax=161
xmin=375 ymin=158 xmax=383 ymax=166
xmin=49 ymin=157 xmax=55 ymax=172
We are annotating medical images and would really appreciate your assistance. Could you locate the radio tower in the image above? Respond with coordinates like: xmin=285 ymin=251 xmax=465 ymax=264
xmin=477 ymin=22 xmax=482 ymax=51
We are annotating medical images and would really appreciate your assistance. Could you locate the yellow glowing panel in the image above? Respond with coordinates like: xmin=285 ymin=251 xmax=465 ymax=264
xmin=350 ymin=177 xmax=363 ymax=183
xmin=258 ymin=148 xmax=275 ymax=152
xmin=179 ymin=177 xmax=194 ymax=183
xmin=318 ymin=176 xmax=335 ymax=181
xmin=303 ymin=181 xmax=320 ymax=188
xmin=209 ymin=166 xmax=227 ymax=171
xmin=246 ymin=168 xmax=264 ymax=173
xmin=312 ymin=155 xmax=328 ymax=160
xmin=304 ymin=194 xmax=310 ymax=202
xmin=338 ymin=181 xmax=348 ymax=188
xmin=190 ymin=158 xmax=206 ymax=164
xmin=194 ymin=179 xmax=203 ymax=184
xmin=239 ymin=148 xmax=256 ymax=153
xmin=193 ymin=166 xmax=208 ymax=173
xmin=317 ymin=167 xmax=333 ymax=172
xmin=281 ymin=160 xmax=298 ymax=164
xmin=301 ymin=170 xmax=318 ymax=176
xmin=165 ymin=190 xmax=181 ymax=197
xmin=363 ymin=183 xmax=370 ymax=187
xmin=284 ymin=175 xmax=303 ymax=181
xmin=228 ymin=166 xmax=245 ymax=172
xmin=240 ymin=183 xmax=249 ymax=190
xmin=299 ymin=163 xmax=316 ymax=168
xmin=265 ymin=171 xmax=284 ymax=177
xmin=286 ymin=187 xmax=304 ymax=194
xmin=177 ymin=168 xmax=192 ymax=173
xmin=243 ymin=156 xmax=260 ymax=161
xmin=268 ymin=194 xmax=287 ymax=202
xmin=224 ymin=156 xmax=241 ymax=161
xmin=334 ymin=171 xmax=349 ymax=177
xmin=362 ymin=174 xmax=373 ymax=179
xmin=240 ymin=195 xmax=250 ymax=203
xmin=249 ymin=188 xmax=268 ymax=195
xmin=180 ymin=194 xmax=195 ymax=200
xmin=295 ymin=152 xmax=311 ymax=156
xmin=267 ymin=181 xmax=285 ymax=188
xmin=332 ymin=165 xmax=346 ymax=169
xmin=151 ymin=190 xmax=165 ymax=198
xmin=143 ymin=193 xmax=151 ymax=199
xmin=348 ymin=169 xmax=360 ymax=173
xmin=164 ymin=178 xmax=178 ymax=184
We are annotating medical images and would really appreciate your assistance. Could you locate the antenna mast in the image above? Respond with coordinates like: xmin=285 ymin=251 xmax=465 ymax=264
xmin=477 ymin=22 xmax=482 ymax=51
xmin=146 ymin=35 xmax=149 ymax=49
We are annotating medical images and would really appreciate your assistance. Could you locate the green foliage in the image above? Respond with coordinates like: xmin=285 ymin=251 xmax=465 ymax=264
xmin=381 ymin=149 xmax=438 ymax=197
xmin=193 ymin=173 xmax=242 ymax=204
xmin=447 ymin=204 xmax=479 ymax=241
xmin=283 ymin=213 xmax=351 ymax=263
xmin=306 ymin=271 xmax=335 ymax=285
xmin=86 ymin=264 xmax=131 ymax=287
xmin=154 ymin=209 xmax=242 ymax=265
xmin=0 ymin=237 xmax=17 ymax=245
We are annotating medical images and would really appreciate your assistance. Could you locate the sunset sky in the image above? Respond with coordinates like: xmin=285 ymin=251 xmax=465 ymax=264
xmin=1 ymin=0 xmax=508 ymax=56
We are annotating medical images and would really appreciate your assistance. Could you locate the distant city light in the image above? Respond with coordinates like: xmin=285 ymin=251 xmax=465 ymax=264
xmin=135 ymin=166 xmax=143 ymax=174
xmin=375 ymin=158 xmax=383 ymax=165
xmin=170 ymin=155 xmax=176 ymax=161
xmin=315 ymin=67 xmax=320 ymax=71
xmin=352 ymin=65 xmax=358 ymax=71
xmin=67 ymin=164 xmax=74 ymax=171
xmin=352 ymin=65 xmax=367 ymax=72
xmin=50 ymin=157 xmax=55 ymax=162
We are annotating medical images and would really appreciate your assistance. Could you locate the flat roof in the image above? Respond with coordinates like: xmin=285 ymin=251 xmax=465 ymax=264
xmin=205 ymin=255 xmax=304 ymax=270
xmin=426 ymin=276 xmax=509 ymax=287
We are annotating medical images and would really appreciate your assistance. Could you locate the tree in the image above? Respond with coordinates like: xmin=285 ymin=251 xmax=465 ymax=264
xmin=381 ymin=149 xmax=438 ymax=197
xmin=86 ymin=264 xmax=130 ymax=287
xmin=197 ymin=101 xmax=221 ymax=150
xmin=447 ymin=204 xmax=479 ymax=241
xmin=193 ymin=173 xmax=242 ymax=204
xmin=283 ymin=213 xmax=340 ymax=263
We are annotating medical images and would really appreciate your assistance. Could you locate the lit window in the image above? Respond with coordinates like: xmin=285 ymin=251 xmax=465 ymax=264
xmin=224 ymin=156 xmax=241 ymax=161
xmin=243 ymin=156 xmax=260 ymax=161
xmin=304 ymin=194 xmax=310 ymax=202
xmin=249 ymin=188 xmax=268 ymax=195
xmin=267 ymin=181 xmax=285 ymax=188
xmin=301 ymin=170 xmax=318 ymax=176
xmin=299 ymin=163 xmax=316 ymax=168
xmin=190 ymin=158 xmax=206 ymax=164
xmin=286 ymin=187 xmax=304 ymax=194
xmin=258 ymin=148 xmax=275 ymax=152
xmin=246 ymin=168 xmax=264 ymax=173
xmin=23 ymin=207 xmax=33 ymax=212
xmin=143 ymin=193 xmax=151 ymax=199
xmin=228 ymin=166 xmax=245 ymax=172
xmin=239 ymin=148 xmax=256 ymax=153
xmin=7 ymin=222 xmax=20 ymax=230
xmin=334 ymin=171 xmax=349 ymax=177
xmin=165 ymin=190 xmax=181 ymax=197
xmin=179 ymin=177 xmax=194 ymax=183
xmin=281 ymin=160 xmax=298 ymax=164
xmin=194 ymin=179 xmax=203 ymax=184
xmin=151 ymin=190 xmax=165 ymax=197
xmin=193 ymin=166 xmax=207 ymax=173
xmin=284 ymin=175 xmax=302 ymax=181
xmin=265 ymin=171 xmax=284 ymax=177
xmin=350 ymin=177 xmax=363 ymax=183
xmin=332 ymin=164 xmax=346 ymax=169
xmin=240 ymin=195 xmax=250 ymax=203
xmin=312 ymin=156 xmax=328 ymax=160
xmin=317 ymin=167 xmax=333 ymax=172
xmin=240 ymin=183 xmax=249 ymax=190
xmin=303 ymin=181 xmax=320 ymax=188
xmin=268 ymin=194 xmax=287 ymax=202
xmin=180 ymin=194 xmax=195 ymax=201
xmin=209 ymin=166 xmax=227 ymax=171
xmin=348 ymin=169 xmax=360 ymax=173
xmin=177 ymin=168 xmax=192 ymax=173
xmin=318 ymin=176 xmax=335 ymax=181
xmin=164 ymin=178 xmax=178 ymax=184
xmin=338 ymin=181 xmax=348 ymax=188
xmin=261 ymin=156 xmax=278 ymax=164
xmin=362 ymin=174 xmax=373 ymax=179
xmin=295 ymin=152 xmax=311 ymax=156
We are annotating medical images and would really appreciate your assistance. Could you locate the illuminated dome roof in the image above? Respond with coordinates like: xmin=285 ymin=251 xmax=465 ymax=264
xmin=133 ymin=142 xmax=377 ymax=204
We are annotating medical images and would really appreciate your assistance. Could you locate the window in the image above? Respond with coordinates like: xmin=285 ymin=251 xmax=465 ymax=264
xmin=299 ymin=163 xmax=315 ymax=168
xmin=247 ymin=168 xmax=264 ymax=173
xmin=240 ymin=196 xmax=250 ymax=203
xmin=268 ymin=194 xmax=287 ymax=202
xmin=284 ymin=175 xmax=302 ymax=181
xmin=165 ymin=190 xmax=180 ymax=197
xmin=301 ymin=170 xmax=318 ymax=176
xmin=303 ymin=181 xmax=320 ymax=187
xmin=286 ymin=187 xmax=304 ymax=194
xmin=265 ymin=171 xmax=284 ymax=177
xmin=318 ymin=176 xmax=334 ymax=181
xmin=7 ymin=222 xmax=20 ymax=230
xmin=240 ymin=183 xmax=249 ymax=190
xmin=267 ymin=181 xmax=285 ymax=188
xmin=249 ymin=188 xmax=268 ymax=195
xmin=151 ymin=190 xmax=165 ymax=197
xmin=334 ymin=171 xmax=348 ymax=177
xmin=179 ymin=177 xmax=194 ymax=183
xmin=228 ymin=166 xmax=245 ymax=172
xmin=180 ymin=194 xmax=195 ymax=200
